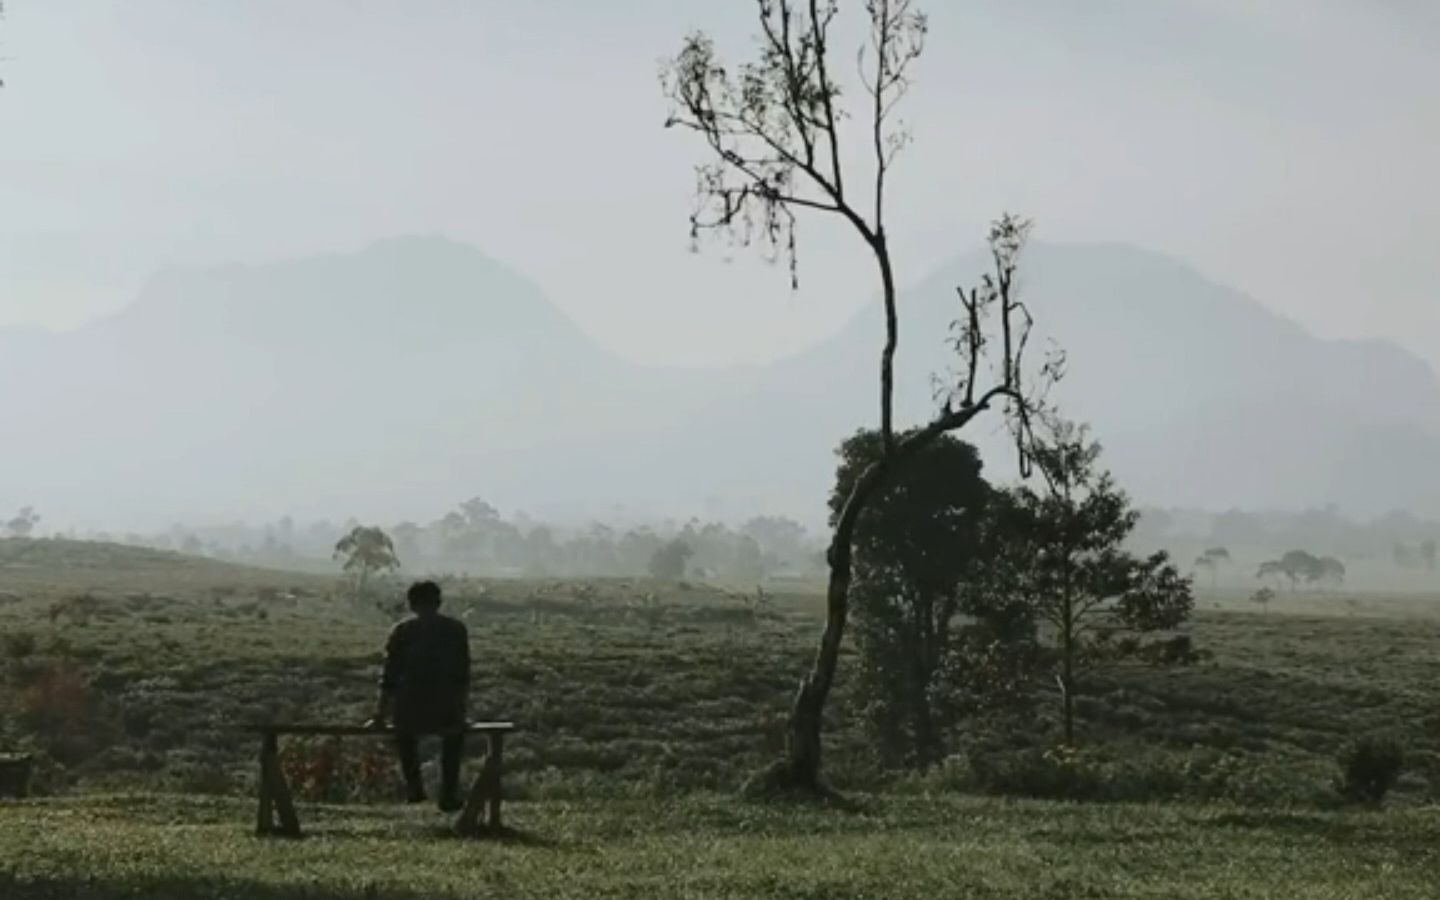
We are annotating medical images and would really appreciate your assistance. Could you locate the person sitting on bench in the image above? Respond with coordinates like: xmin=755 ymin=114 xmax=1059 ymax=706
xmin=366 ymin=580 xmax=471 ymax=811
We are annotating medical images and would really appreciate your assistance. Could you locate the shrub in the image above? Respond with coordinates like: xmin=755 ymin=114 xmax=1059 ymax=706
xmin=1336 ymin=736 xmax=1404 ymax=806
xmin=967 ymin=746 xmax=1109 ymax=801
xmin=18 ymin=662 xmax=120 ymax=767
xmin=1 ymin=629 xmax=38 ymax=660
xmin=960 ymin=744 xmax=1333 ymax=806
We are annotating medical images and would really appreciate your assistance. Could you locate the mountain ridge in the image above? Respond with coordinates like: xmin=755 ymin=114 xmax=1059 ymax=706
xmin=2 ymin=235 xmax=1435 ymax=528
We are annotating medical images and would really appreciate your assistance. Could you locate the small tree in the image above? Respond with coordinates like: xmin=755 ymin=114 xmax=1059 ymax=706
xmin=333 ymin=526 xmax=400 ymax=601
xmin=1192 ymin=547 xmax=1229 ymax=591
xmin=1421 ymin=539 xmax=1438 ymax=572
xmin=1250 ymin=586 xmax=1276 ymax=612
xmin=1318 ymin=555 xmax=1345 ymax=590
xmin=1003 ymin=422 xmax=1193 ymax=745
xmin=5 ymin=506 xmax=40 ymax=538
xmin=1257 ymin=550 xmax=1316 ymax=592
xmin=648 ymin=539 xmax=693 ymax=582
xmin=664 ymin=0 xmax=1059 ymax=790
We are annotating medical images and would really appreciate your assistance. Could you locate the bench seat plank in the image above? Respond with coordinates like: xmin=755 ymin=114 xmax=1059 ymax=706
xmin=251 ymin=723 xmax=514 ymax=736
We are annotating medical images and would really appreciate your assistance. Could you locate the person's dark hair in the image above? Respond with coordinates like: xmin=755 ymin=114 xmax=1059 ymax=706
xmin=407 ymin=580 xmax=442 ymax=612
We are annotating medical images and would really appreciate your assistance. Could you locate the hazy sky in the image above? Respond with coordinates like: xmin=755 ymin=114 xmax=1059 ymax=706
xmin=1 ymin=0 xmax=1437 ymax=367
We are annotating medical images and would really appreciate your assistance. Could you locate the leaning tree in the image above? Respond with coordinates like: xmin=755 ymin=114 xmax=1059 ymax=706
xmin=663 ymin=0 xmax=1060 ymax=790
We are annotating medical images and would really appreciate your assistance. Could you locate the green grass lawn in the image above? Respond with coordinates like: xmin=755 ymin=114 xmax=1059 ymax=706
xmin=3 ymin=793 xmax=1437 ymax=899
xmin=3 ymin=539 xmax=1440 ymax=897
xmin=3 ymin=540 xmax=1440 ymax=801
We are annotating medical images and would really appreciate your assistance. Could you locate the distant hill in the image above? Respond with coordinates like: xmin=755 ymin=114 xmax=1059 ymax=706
xmin=3 ymin=236 xmax=1438 ymax=527
xmin=0 ymin=538 xmax=327 ymax=594
xmin=731 ymin=242 xmax=1440 ymax=515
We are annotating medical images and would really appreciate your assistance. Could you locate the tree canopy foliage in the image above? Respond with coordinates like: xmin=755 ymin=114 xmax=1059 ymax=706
xmin=986 ymin=423 xmax=1193 ymax=744
xmin=835 ymin=430 xmax=998 ymax=765
xmin=332 ymin=526 xmax=400 ymax=600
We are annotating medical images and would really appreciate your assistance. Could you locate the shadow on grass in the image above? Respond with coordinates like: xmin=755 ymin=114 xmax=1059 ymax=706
xmin=1208 ymin=808 xmax=1435 ymax=851
xmin=0 ymin=873 xmax=446 ymax=900
xmin=1211 ymin=810 xmax=1341 ymax=831
xmin=436 ymin=823 xmax=563 ymax=848
xmin=258 ymin=820 xmax=563 ymax=849
xmin=739 ymin=761 xmax=877 ymax=816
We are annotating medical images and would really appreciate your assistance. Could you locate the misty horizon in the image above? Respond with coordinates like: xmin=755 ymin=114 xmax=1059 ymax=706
xmin=0 ymin=232 xmax=1433 ymax=530
xmin=2 ymin=1 xmax=1438 ymax=533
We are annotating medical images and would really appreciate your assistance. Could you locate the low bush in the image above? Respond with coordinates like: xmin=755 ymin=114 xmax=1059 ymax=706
xmin=1335 ymin=736 xmax=1404 ymax=806
xmin=957 ymin=744 xmax=1332 ymax=807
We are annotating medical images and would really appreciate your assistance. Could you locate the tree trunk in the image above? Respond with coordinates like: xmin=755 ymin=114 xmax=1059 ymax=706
xmin=1061 ymin=584 xmax=1076 ymax=746
xmin=876 ymin=232 xmax=898 ymax=452
xmin=912 ymin=674 xmax=937 ymax=768
xmin=912 ymin=587 xmax=939 ymax=767
xmin=785 ymin=235 xmax=897 ymax=788
xmin=1061 ymin=658 xmax=1075 ymax=746
xmin=782 ymin=530 xmax=856 ymax=790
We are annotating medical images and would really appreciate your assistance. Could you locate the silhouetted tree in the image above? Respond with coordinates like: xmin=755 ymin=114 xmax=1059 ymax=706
xmin=390 ymin=521 xmax=424 ymax=567
xmin=1192 ymin=547 xmax=1229 ymax=591
xmin=1318 ymin=555 xmax=1346 ymax=589
xmin=663 ymin=0 xmax=1059 ymax=789
xmin=5 ymin=506 xmax=40 ymax=538
xmin=732 ymin=534 xmax=767 ymax=585
xmin=333 ymin=526 xmax=400 ymax=600
xmin=1256 ymin=550 xmax=1329 ymax=592
xmin=1256 ymin=559 xmax=1288 ymax=589
xmin=741 ymin=515 xmax=813 ymax=574
xmin=1003 ymin=423 xmax=1193 ymax=745
xmin=648 ymin=539 xmax=693 ymax=582
xmin=1421 ymin=540 xmax=1437 ymax=572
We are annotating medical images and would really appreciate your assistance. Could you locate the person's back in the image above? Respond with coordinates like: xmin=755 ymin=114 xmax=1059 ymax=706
xmin=383 ymin=611 xmax=470 ymax=732
xmin=370 ymin=580 xmax=471 ymax=810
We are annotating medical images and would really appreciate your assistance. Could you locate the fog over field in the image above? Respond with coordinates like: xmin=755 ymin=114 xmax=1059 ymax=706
xmin=2 ymin=1 xmax=1438 ymax=533
xmin=6 ymin=7 xmax=1440 ymax=896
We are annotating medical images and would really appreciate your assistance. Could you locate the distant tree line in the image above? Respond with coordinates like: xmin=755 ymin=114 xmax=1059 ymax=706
xmin=1135 ymin=506 xmax=1440 ymax=571
xmin=67 ymin=508 xmax=826 ymax=585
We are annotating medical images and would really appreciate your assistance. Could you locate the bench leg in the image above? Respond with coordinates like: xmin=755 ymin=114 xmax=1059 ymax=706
xmin=256 ymin=732 xmax=303 ymax=838
xmin=255 ymin=735 xmax=274 ymax=836
xmin=455 ymin=732 xmax=504 ymax=836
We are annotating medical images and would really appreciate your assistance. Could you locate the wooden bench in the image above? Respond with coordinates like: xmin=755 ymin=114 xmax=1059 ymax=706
xmin=250 ymin=723 xmax=514 ymax=838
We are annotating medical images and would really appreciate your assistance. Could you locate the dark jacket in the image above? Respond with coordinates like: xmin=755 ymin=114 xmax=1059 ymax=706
xmin=380 ymin=612 xmax=471 ymax=733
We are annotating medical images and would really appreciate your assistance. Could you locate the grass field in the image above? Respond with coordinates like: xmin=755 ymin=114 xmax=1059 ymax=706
xmin=2 ymin=793 xmax=1438 ymax=899
xmin=2 ymin=538 xmax=1439 ymax=898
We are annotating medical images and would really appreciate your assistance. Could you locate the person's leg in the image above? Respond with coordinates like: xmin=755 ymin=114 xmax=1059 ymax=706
xmin=394 ymin=734 xmax=425 ymax=802
xmin=438 ymin=732 xmax=465 ymax=810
